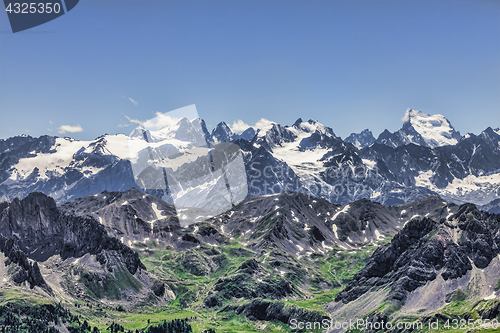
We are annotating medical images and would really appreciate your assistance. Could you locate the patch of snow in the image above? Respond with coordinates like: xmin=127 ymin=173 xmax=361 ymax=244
xmin=271 ymin=130 xmax=330 ymax=176
xmin=332 ymin=224 xmax=338 ymax=238
xmin=321 ymin=241 xmax=332 ymax=250
xmin=362 ymin=159 xmax=377 ymax=169
xmin=404 ymin=109 xmax=459 ymax=148
xmin=484 ymin=292 xmax=497 ymax=300
xmin=414 ymin=170 xmax=435 ymax=187
xmin=12 ymin=137 xmax=97 ymax=180
xmin=374 ymin=230 xmax=384 ymax=240
xmin=149 ymin=202 xmax=164 ymax=233
xmin=332 ymin=205 xmax=350 ymax=221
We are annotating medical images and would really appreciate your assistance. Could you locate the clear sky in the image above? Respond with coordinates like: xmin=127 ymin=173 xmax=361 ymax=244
xmin=0 ymin=0 xmax=499 ymax=141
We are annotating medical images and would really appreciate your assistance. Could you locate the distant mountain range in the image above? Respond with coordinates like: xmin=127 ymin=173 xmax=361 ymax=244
xmin=0 ymin=108 xmax=498 ymax=213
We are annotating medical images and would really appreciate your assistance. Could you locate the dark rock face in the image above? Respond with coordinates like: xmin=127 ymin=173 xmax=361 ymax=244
xmin=0 ymin=236 xmax=51 ymax=292
xmin=238 ymin=127 xmax=257 ymax=141
xmin=479 ymin=301 xmax=500 ymax=320
xmin=211 ymin=122 xmax=235 ymax=143
xmin=151 ymin=281 xmax=166 ymax=297
xmin=345 ymin=129 xmax=376 ymax=149
xmin=178 ymin=249 xmax=215 ymax=276
xmin=238 ymin=259 xmax=260 ymax=274
xmin=336 ymin=205 xmax=500 ymax=304
xmin=214 ymin=269 xmax=294 ymax=301
xmin=375 ymin=122 xmax=428 ymax=148
xmin=203 ymin=295 xmax=222 ymax=308
xmin=220 ymin=299 xmax=328 ymax=326
xmin=0 ymin=192 xmax=145 ymax=277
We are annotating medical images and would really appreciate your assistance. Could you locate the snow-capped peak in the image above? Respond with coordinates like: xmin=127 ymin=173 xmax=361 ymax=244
xmin=402 ymin=109 xmax=460 ymax=148
xmin=494 ymin=128 xmax=500 ymax=136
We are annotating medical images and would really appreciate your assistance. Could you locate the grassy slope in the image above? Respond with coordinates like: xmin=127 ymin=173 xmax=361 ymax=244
xmin=0 ymin=238 xmax=377 ymax=332
xmin=3 ymin=236 xmax=499 ymax=333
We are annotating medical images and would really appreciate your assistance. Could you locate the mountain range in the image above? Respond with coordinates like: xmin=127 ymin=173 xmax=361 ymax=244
xmin=0 ymin=108 xmax=499 ymax=331
xmin=0 ymin=186 xmax=499 ymax=332
xmin=0 ymin=108 xmax=498 ymax=213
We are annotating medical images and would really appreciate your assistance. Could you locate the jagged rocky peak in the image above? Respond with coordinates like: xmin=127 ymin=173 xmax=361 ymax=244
xmin=335 ymin=202 xmax=500 ymax=307
xmin=479 ymin=127 xmax=500 ymax=142
xmin=173 ymin=117 xmax=206 ymax=145
xmin=0 ymin=191 xmax=175 ymax=304
xmin=344 ymin=129 xmax=375 ymax=149
xmin=211 ymin=121 xmax=257 ymax=142
xmin=212 ymin=121 xmax=234 ymax=142
xmin=376 ymin=109 xmax=461 ymax=148
xmin=292 ymin=118 xmax=336 ymax=137
xmin=130 ymin=127 xmax=153 ymax=142
xmin=238 ymin=127 xmax=256 ymax=141
xmin=0 ymin=135 xmax=37 ymax=154
xmin=192 ymin=117 xmax=213 ymax=143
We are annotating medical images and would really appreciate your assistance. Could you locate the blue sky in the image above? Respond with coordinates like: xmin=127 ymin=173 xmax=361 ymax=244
xmin=0 ymin=0 xmax=499 ymax=141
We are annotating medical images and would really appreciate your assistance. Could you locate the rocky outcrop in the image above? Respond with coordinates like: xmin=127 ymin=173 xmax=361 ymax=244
xmin=345 ymin=129 xmax=376 ymax=149
xmin=0 ymin=236 xmax=51 ymax=292
xmin=0 ymin=191 xmax=150 ymax=303
xmin=220 ymin=299 xmax=328 ymax=326
xmin=214 ymin=273 xmax=294 ymax=300
xmin=0 ymin=192 xmax=145 ymax=275
xmin=335 ymin=204 xmax=500 ymax=304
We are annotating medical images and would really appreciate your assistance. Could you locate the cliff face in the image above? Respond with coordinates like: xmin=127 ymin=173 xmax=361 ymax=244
xmin=0 ymin=192 xmax=165 ymax=303
xmin=335 ymin=203 xmax=500 ymax=304
xmin=0 ymin=236 xmax=51 ymax=292
xmin=0 ymin=192 xmax=144 ymax=275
